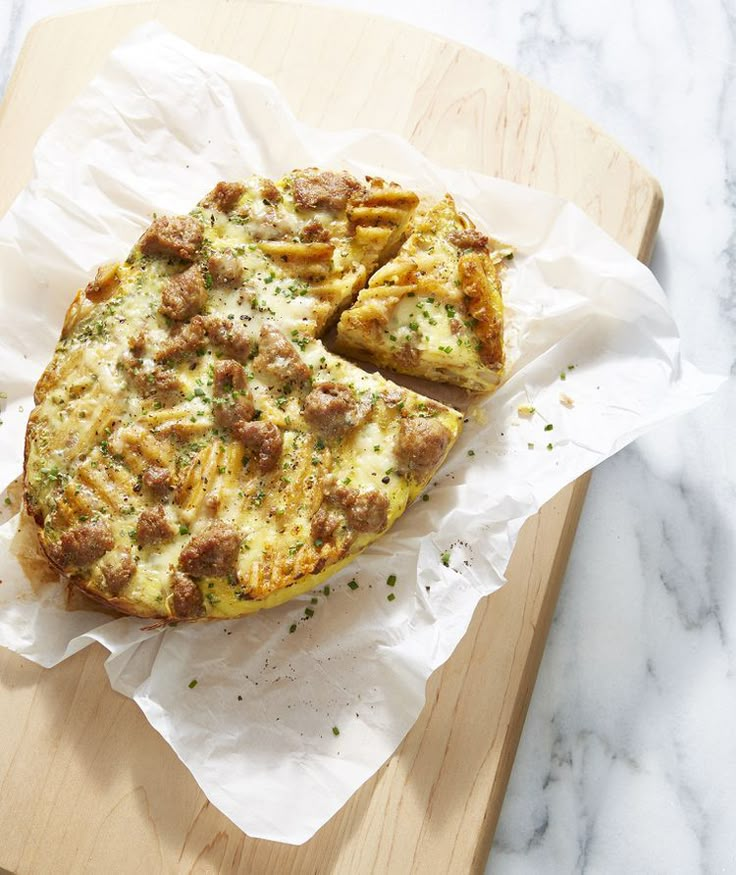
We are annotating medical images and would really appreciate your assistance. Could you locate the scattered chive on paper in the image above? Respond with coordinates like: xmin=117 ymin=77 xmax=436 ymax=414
xmin=188 ymin=679 xmax=198 ymax=689
xmin=347 ymin=580 xmax=358 ymax=590
xmin=386 ymin=575 xmax=396 ymax=587
xmin=289 ymin=624 xmax=296 ymax=634
xmin=441 ymin=550 xmax=451 ymax=567
xmin=332 ymin=726 xmax=340 ymax=736
xmin=387 ymin=593 xmax=396 ymax=602
xmin=547 ymin=443 xmax=554 ymax=451
xmin=544 ymin=423 xmax=554 ymax=431
xmin=304 ymin=607 xmax=314 ymax=618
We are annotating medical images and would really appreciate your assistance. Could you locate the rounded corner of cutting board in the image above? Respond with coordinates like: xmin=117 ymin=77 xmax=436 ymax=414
xmin=5 ymin=0 xmax=664 ymax=255
xmin=0 ymin=3 xmax=665 ymax=874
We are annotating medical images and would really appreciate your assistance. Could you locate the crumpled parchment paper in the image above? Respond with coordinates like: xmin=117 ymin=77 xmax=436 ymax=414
xmin=0 ymin=24 xmax=722 ymax=844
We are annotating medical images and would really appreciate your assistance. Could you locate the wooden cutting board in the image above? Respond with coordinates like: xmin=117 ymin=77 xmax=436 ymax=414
xmin=0 ymin=3 xmax=662 ymax=873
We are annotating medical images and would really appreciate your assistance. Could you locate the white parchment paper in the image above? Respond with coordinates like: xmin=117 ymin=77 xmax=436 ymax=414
xmin=0 ymin=25 xmax=722 ymax=843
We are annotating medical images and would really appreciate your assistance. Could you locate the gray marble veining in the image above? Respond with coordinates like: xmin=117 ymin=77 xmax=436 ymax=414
xmin=1 ymin=1 xmax=733 ymax=872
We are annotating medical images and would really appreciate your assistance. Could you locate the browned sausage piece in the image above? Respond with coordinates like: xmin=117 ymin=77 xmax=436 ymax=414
xmin=120 ymin=351 xmax=182 ymax=401
xmin=326 ymin=483 xmax=389 ymax=533
xmin=204 ymin=316 xmax=251 ymax=362
xmin=159 ymin=264 xmax=208 ymax=321
xmin=292 ymin=170 xmax=364 ymax=212
xmin=102 ymin=550 xmax=136 ymax=595
xmin=208 ymin=252 xmax=243 ymax=287
xmin=171 ymin=571 xmax=205 ymax=618
xmin=310 ymin=507 xmax=342 ymax=542
xmin=136 ymin=505 xmax=175 ymax=547
xmin=121 ymin=352 xmax=184 ymax=401
xmin=201 ymin=181 xmax=246 ymax=213
xmin=179 ymin=521 xmax=241 ymax=577
xmin=260 ymin=179 xmax=282 ymax=203
xmin=252 ymin=324 xmax=311 ymax=386
xmin=235 ymin=421 xmax=283 ymax=473
xmin=346 ymin=490 xmax=389 ymax=533
xmin=212 ymin=359 xmax=255 ymax=431
xmin=447 ymin=228 xmax=488 ymax=251
xmin=148 ymin=367 xmax=183 ymax=399
xmin=299 ymin=218 xmax=331 ymax=243
xmin=139 ymin=216 xmax=203 ymax=261
xmin=53 ymin=519 xmax=114 ymax=568
xmin=142 ymin=465 xmax=173 ymax=497
xmin=155 ymin=315 xmax=207 ymax=363
xmin=302 ymin=382 xmax=366 ymax=438
xmin=128 ymin=332 xmax=146 ymax=357
xmin=396 ymin=418 xmax=452 ymax=478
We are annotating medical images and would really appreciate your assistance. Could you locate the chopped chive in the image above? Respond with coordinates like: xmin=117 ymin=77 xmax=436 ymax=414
xmin=421 ymin=494 xmax=429 ymax=502
xmin=387 ymin=593 xmax=396 ymax=602
xmin=304 ymin=607 xmax=314 ymax=618
xmin=347 ymin=580 xmax=358 ymax=590
xmin=332 ymin=726 xmax=340 ymax=736
xmin=467 ymin=449 xmax=475 ymax=456
xmin=289 ymin=624 xmax=297 ymax=633
xmin=544 ymin=423 xmax=554 ymax=431
xmin=386 ymin=574 xmax=396 ymax=587
xmin=311 ymin=597 xmax=318 ymax=604
xmin=547 ymin=443 xmax=554 ymax=451
xmin=440 ymin=551 xmax=451 ymax=567
xmin=188 ymin=679 xmax=198 ymax=689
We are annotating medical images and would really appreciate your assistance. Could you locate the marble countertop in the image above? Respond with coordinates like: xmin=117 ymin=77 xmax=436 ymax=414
xmin=1 ymin=1 xmax=733 ymax=872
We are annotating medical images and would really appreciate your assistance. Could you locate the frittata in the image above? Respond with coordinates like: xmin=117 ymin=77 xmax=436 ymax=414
xmin=335 ymin=195 xmax=511 ymax=391
xmin=23 ymin=170 xmax=503 ymax=621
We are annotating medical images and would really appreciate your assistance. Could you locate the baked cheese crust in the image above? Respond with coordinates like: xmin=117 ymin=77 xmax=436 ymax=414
xmin=335 ymin=195 xmax=511 ymax=392
xmin=23 ymin=170 xmax=466 ymax=621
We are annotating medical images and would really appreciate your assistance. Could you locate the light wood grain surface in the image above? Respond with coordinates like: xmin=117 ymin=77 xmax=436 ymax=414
xmin=0 ymin=2 xmax=662 ymax=873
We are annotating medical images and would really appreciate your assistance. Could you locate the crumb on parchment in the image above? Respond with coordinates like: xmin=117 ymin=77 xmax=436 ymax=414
xmin=559 ymin=393 xmax=574 ymax=408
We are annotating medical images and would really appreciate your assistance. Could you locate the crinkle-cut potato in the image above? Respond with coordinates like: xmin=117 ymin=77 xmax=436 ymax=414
xmin=23 ymin=169 xmax=508 ymax=622
xmin=335 ymin=195 xmax=512 ymax=392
